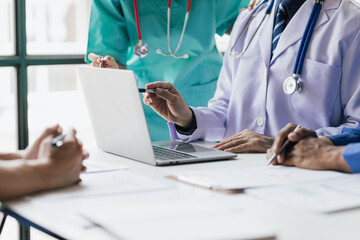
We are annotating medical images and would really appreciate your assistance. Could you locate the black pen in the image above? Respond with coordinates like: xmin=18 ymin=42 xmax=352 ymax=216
xmin=138 ymin=88 xmax=155 ymax=93
xmin=52 ymin=134 xmax=65 ymax=148
xmin=267 ymin=125 xmax=301 ymax=166
xmin=139 ymin=88 xmax=170 ymax=93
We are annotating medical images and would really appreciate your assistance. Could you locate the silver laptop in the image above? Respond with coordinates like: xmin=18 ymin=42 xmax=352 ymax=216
xmin=78 ymin=67 xmax=236 ymax=166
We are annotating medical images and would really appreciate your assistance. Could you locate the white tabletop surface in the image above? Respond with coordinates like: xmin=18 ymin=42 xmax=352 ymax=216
xmin=3 ymin=142 xmax=360 ymax=240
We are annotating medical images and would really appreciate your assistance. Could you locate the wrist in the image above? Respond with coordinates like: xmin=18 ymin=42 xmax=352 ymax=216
xmin=0 ymin=152 xmax=24 ymax=160
xmin=16 ymin=150 xmax=26 ymax=159
xmin=319 ymin=136 xmax=335 ymax=145
xmin=176 ymin=107 xmax=194 ymax=129
xmin=328 ymin=146 xmax=351 ymax=173
xmin=31 ymin=158 xmax=56 ymax=190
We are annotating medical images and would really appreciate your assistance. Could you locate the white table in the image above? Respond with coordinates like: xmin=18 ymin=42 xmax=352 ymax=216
xmin=2 ymin=144 xmax=360 ymax=240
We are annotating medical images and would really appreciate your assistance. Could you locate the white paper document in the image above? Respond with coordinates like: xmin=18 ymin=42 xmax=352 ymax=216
xmin=246 ymin=174 xmax=360 ymax=212
xmin=79 ymin=202 xmax=276 ymax=240
xmin=83 ymin=160 xmax=127 ymax=173
xmin=170 ymin=165 xmax=347 ymax=190
xmin=28 ymin=171 xmax=170 ymax=200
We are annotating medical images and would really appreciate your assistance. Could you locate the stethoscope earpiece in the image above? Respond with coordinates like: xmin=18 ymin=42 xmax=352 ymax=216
xmin=229 ymin=51 xmax=240 ymax=58
xmin=182 ymin=54 xmax=189 ymax=59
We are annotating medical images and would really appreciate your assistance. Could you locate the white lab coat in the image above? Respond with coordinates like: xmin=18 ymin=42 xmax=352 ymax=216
xmin=169 ymin=0 xmax=360 ymax=142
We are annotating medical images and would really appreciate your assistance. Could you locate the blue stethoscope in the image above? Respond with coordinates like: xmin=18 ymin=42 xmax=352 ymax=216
xmin=229 ymin=0 xmax=325 ymax=95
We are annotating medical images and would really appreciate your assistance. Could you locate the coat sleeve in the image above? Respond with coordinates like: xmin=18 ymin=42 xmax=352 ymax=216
xmin=343 ymin=143 xmax=360 ymax=173
xmin=330 ymin=125 xmax=360 ymax=146
xmin=316 ymin=30 xmax=360 ymax=136
xmin=85 ymin=0 xmax=129 ymax=65
xmin=168 ymin=18 xmax=243 ymax=142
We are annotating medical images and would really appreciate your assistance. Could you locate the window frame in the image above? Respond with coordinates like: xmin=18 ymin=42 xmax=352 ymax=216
xmin=0 ymin=0 xmax=87 ymax=239
xmin=0 ymin=0 xmax=85 ymax=150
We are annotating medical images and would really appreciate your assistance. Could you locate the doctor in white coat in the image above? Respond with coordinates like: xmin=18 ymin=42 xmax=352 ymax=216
xmin=143 ymin=0 xmax=360 ymax=153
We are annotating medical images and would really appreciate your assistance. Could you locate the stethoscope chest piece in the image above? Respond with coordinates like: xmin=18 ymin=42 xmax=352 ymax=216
xmin=283 ymin=75 xmax=303 ymax=95
xmin=134 ymin=42 xmax=149 ymax=58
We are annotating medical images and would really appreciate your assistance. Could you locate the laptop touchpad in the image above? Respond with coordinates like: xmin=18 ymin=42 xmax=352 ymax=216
xmin=155 ymin=142 xmax=214 ymax=153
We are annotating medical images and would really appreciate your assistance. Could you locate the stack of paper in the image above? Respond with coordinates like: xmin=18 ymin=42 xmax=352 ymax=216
xmin=246 ymin=174 xmax=360 ymax=212
xmin=169 ymin=165 xmax=360 ymax=212
xmin=28 ymin=170 xmax=170 ymax=200
xmin=168 ymin=165 xmax=346 ymax=191
xmin=83 ymin=160 xmax=127 ymax=173
xmin=79 ymin=202 xmax=276 ymax=240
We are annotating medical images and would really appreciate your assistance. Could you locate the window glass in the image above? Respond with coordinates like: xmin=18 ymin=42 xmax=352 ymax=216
xmin=0 ymin=68 xmax=17 ymax=151
xmin=28 ymin=65 xmax=95 ymax=148
xmin=0 ymin=0 xmax=15 ymax=55
xmin=26 ymin=0 xmax=92 ymax=55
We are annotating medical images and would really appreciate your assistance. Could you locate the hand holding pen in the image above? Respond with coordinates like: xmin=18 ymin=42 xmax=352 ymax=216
xmin=267 ymin=123 xmax=317 ymax=165
xmin=142 ymin=81 xmax=194 ymax=130
xmin=52 ymin=134 xmax=66 ymax=147
xmin=42 ymin=128 xmax=89 ymax=187
xmin=87 ymin=53 xmax=121 ymax=69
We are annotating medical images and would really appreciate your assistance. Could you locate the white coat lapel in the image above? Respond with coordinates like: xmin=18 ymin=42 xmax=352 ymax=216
xmin=270 ymin=0 xmax=340 ymax=64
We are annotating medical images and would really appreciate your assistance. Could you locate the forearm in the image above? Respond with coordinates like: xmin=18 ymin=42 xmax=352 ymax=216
xmin=0 ymin=152 xmax=23 ymax=161
xmin=0 ymin=159 xmax=49 ymax=201
xmin=170 ymin=106 xmax=227 ymax=142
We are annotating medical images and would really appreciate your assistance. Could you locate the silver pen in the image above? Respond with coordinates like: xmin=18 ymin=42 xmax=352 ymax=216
xmin=177 ymin=175 xmax=219 ymax=190
xmin=99 ymin=57 xmax=104 ymax=68
xmin=267 ymin=125 xmax=301 ymax=166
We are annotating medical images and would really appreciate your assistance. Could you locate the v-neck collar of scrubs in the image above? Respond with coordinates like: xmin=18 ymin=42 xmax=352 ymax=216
xmin=152 ymin=0 xmax=182 ymax=26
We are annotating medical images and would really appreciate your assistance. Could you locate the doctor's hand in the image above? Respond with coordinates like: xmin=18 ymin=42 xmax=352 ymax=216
xmin=212 ymin=130 xmax=274 ymax=153
xmin=88 ymin=53 xmax=125 ymax=69
xmin=248 ymin=0 xmax=262 ymax=11
xmin=267 ymin=123 xmax=318 ymax=164
xmin=38 ymin=128 xmax=88 ymax=190
xmin=20 ymin=124 xmax=62 ymax=160
xmin=268 ymin=137 xmax=351 ymax=172
xmin=143 ymin=82 xmax=194 ymax=129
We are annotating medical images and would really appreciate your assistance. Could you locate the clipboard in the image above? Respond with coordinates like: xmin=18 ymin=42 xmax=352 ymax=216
xmin=166 ymin=175 xmax=244 ymax=194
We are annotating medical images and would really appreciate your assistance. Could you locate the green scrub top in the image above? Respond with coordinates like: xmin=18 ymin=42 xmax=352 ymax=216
xmin=86 ymin=0 xmax=249 ymax=141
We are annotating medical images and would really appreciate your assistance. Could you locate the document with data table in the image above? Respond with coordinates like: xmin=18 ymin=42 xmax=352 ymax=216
xmin=168 ymin=165 xmax=347 ymax=192
xmin=28 ymin=170 xmax=170 ymax=200
xmin=246 ymin=174 xmax=360 ymax=212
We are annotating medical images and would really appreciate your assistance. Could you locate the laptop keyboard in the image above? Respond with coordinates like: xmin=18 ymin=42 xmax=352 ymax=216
xmin=152 ymin=145 xmax=198 ymax=160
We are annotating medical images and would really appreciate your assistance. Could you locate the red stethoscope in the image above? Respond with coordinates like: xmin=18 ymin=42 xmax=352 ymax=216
xmin=133 ymin=0 xmax=191 ymax=59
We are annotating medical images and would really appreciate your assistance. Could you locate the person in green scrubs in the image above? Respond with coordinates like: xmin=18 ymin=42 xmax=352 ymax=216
xmin=86 ymin=0 xmax=250 ymax=141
